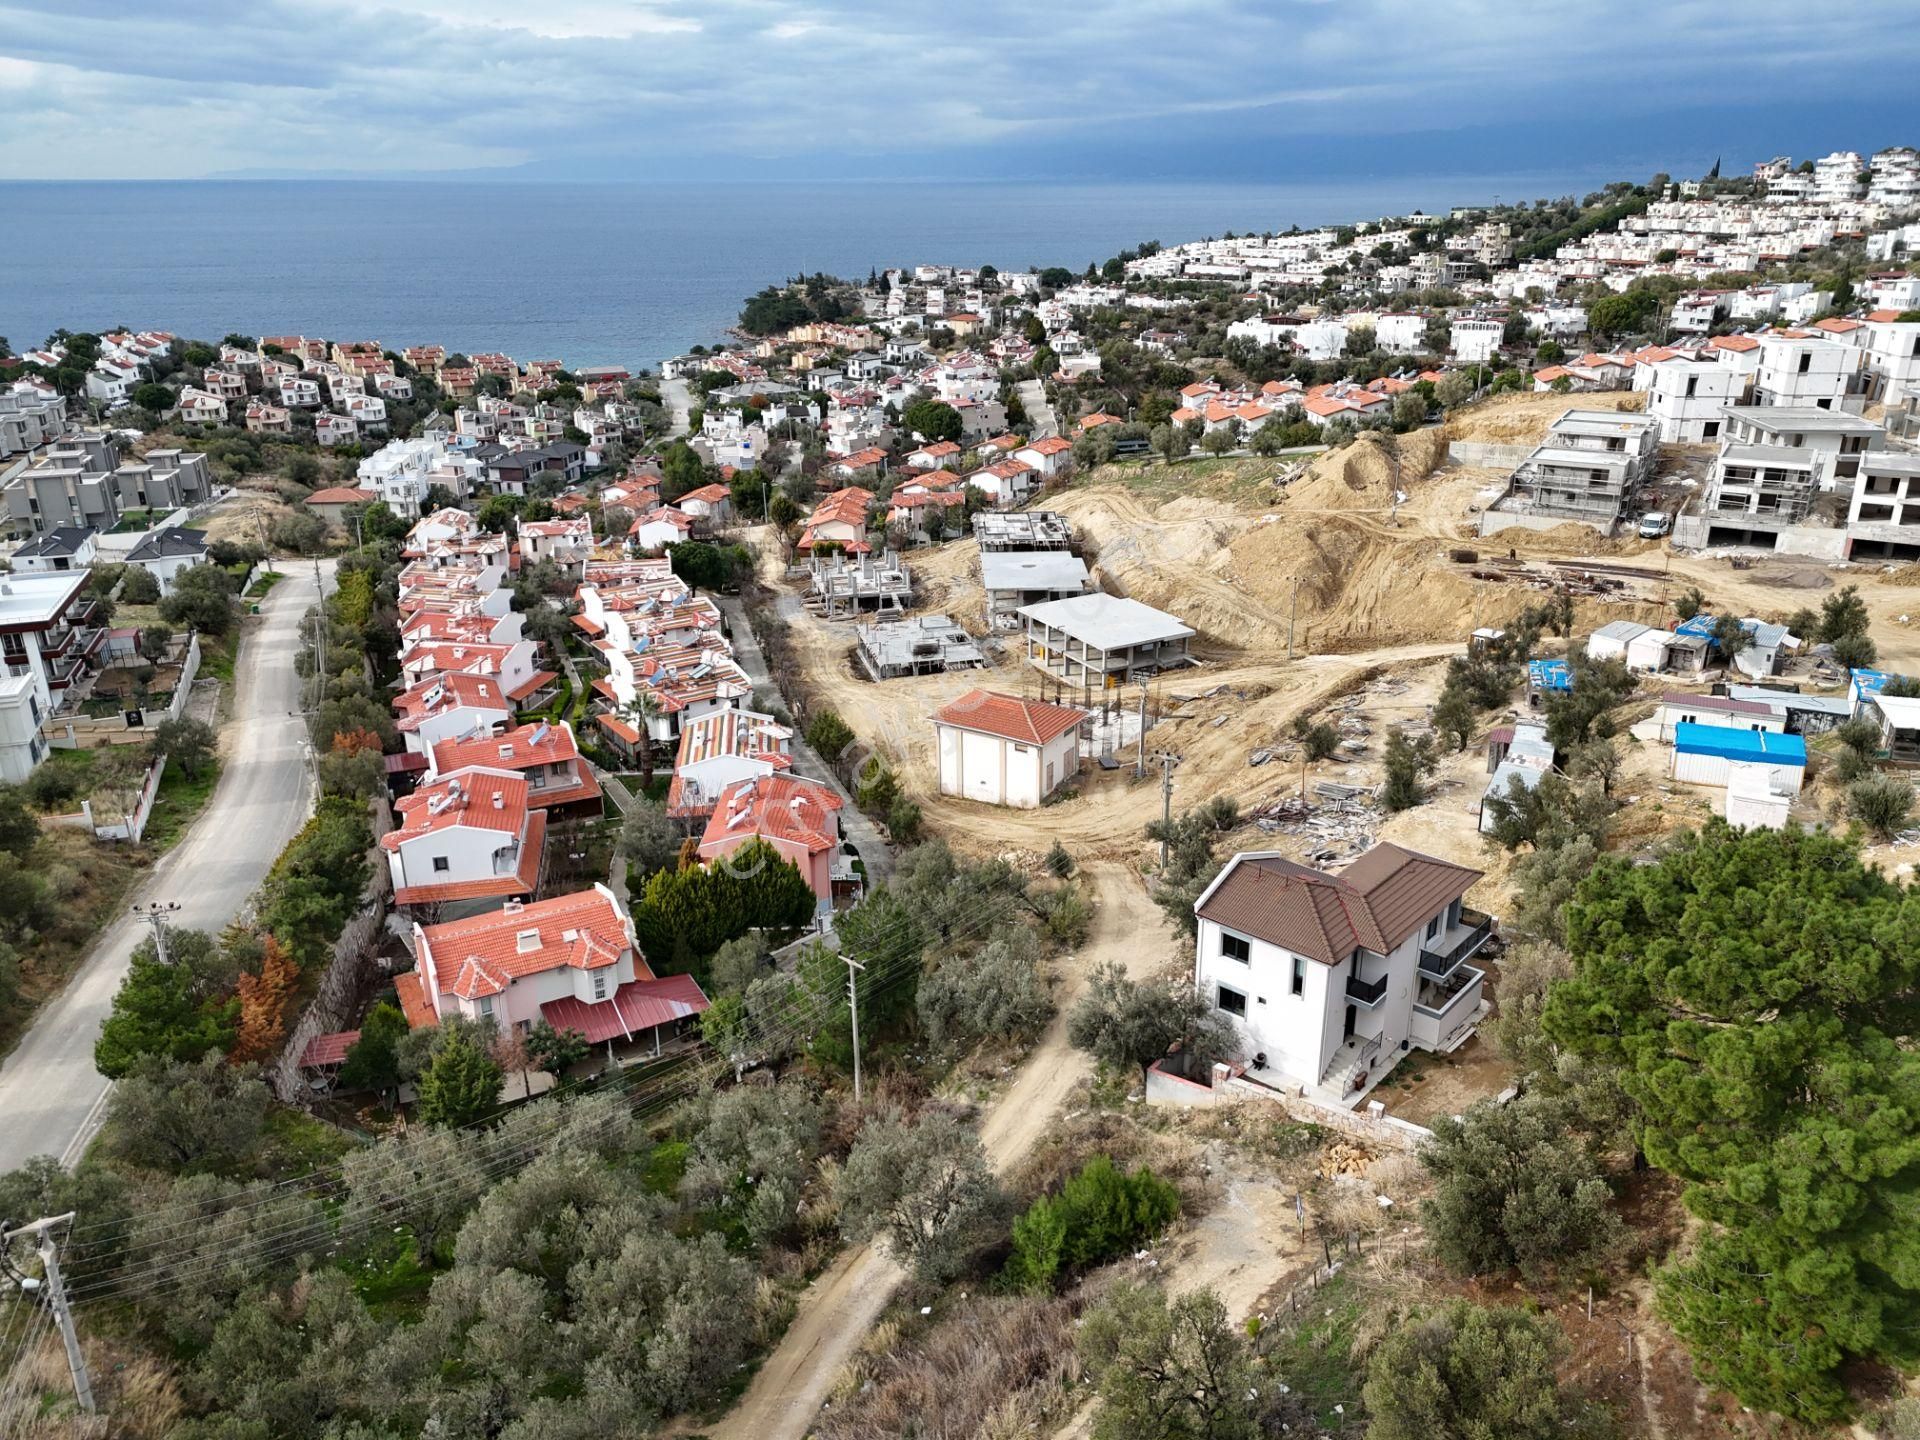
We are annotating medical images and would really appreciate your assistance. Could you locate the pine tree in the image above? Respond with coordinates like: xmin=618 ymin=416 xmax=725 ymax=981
xmin=415 ymin=1031 xmax=503 ymax=1129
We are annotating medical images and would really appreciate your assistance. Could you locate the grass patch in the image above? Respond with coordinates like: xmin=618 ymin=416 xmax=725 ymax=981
xmin=257 ymin=1105 xmax=357 ymax=1179
xmin=199 ymin=632 xmax=238 ymax=685
xmin=347 ymin=1229 xmax=439 ymax=1321
xmin=641 ymin=1139 xmax=689 ymax=1197
xmin=246 ymin=570 xmax=287 ymax=598
xmin=139 ymin=758 xmax=220 ymax=851
xmin=0 ymin=828 xmax=151 ymax=1064
xmin=613 ymin=773 xmax=671 ymax=804
xmin=110 ymin=507 xmax=165 ymax=534
xmin=1257 ymin=1270 xmax=1367 ymax=1431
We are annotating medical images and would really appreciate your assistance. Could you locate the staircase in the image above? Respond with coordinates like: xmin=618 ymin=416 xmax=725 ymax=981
xmin=1321 ymin=1033 xmax=1383 ymax=1098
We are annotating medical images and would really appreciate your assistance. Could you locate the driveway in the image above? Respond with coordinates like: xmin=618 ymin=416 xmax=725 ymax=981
xmin=0 ymin=560 xmax=335 ymax=1173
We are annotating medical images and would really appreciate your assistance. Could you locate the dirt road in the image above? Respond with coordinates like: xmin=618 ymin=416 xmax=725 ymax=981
xmin=704 ymin=864 xmax=1172 ymax=1440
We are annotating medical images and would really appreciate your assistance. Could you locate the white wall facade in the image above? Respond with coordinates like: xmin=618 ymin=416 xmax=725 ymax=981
xmin=1647 ymin=362 xmax=1743 ymax=442
xmin=935 ymin=722 xmax=1079 ymax=808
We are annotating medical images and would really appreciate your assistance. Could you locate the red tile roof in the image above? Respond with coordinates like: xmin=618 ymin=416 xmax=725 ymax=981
xmin=934 ymin=688 xmax=1086 ymax=745
xmin=394 ymin=809 xmax=547 ymax=907
xmin=699 ymin=773 xmax=844 ymax=856
xmin=299 ymin=1029 xmax=361 ymax=1069
xmin=305 ymin=486 xmax=375 ymax=505
xmin=418 ymin=887 xmax=637 ymax=999
xmin=382 ymin=766 xmax=531 ymax=851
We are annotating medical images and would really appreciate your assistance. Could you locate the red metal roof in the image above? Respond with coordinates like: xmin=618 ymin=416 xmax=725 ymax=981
xmin=300 ymin=1029 xmax=361 ymax=1068
xmin=540 ymin=973 xmax=710 ymax=1045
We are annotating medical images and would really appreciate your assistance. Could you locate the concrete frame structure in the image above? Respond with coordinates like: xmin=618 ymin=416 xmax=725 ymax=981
xmin=855 ymin=615 xmax=985 ymax=679
xmin=980 ymin=549 xmax=1092 ymax=627
xmin=1018 ymin=592 xmax=1194 ymax=688
xmin=1478 ymin=408 xmax=1660 ymax=536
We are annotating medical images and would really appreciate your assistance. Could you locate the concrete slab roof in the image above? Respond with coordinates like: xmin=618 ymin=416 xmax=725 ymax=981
xmin=1018 ymin=592 xmax=1194 ymax=649
xmin=980 ymin=551 xmax=1091 ymax=593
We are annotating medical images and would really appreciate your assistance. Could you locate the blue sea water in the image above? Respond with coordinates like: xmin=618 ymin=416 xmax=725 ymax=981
xmin=0 ymin=175 xmax=1596 ymax=370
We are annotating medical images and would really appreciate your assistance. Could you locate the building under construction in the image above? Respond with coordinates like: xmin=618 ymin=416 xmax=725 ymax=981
xmin=1018 ymin=591 xmax=1194 ymax=690
xmin=1478 ymin=408 xmax=1660 ymax=537
xmin=806 ymin=547 xmax=911 ymax=618
xmin=973 ymin=510 xmax=1073 ymax=551
xmin=855 ymin=614 xmax=987 ymax=680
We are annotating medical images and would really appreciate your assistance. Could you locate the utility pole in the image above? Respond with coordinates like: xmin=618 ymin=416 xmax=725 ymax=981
xmin=843 ymin=954 xmax=866 ymax=1104
xmin=131 ymin=900 xmax=181 ymax=965
xmin=1153 ymin=751 xmax=1180 ymax=867
xmin=1288 ymin=579 xmax=1299 ymax=661
xmin=1 ymin=1214 xmax=94 ymax=1414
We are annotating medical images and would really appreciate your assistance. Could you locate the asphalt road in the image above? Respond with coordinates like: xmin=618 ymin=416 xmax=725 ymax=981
xmin=0 ymin=560 xmax=335 ymax=1174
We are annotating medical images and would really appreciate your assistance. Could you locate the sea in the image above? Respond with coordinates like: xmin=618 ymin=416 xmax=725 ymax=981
xmin=0 ymin=175 xmax=1605 ymax=371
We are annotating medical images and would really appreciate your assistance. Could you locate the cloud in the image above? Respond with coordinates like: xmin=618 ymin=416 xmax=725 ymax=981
xmin=0 ymin=0 xmax=1915 ymax=179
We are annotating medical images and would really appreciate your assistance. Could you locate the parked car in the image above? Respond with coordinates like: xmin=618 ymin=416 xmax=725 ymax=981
xmin=1637 ymin=510 xmax=1673 ymax=539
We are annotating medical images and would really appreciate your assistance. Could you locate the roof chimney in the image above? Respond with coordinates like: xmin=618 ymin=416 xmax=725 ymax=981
xmin=492 ymin=791 xmax=504 ymax=810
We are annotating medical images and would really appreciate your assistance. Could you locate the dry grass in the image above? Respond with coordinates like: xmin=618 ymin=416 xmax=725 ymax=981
xmin=0 ymin=1326 xmax=183 ymax=1439
xmin=814 ymin=1292 xmax=1084 ymax=1440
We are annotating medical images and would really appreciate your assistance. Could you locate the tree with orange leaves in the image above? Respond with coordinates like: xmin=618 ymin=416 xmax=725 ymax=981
xmin=230 ymin=935 xmax=299 ymax=1063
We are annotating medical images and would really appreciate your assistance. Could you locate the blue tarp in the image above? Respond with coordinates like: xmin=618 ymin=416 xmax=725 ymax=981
xmin=1527 ymin=658 xmax=1572 ymax=691
xmin=1674 ymin=613 xmax=1719 ymax=639
xmin=1673 ymin=722 xmax=1806 ymax=765
xmin=1852 ymin=668 xmax=1893 ymax=701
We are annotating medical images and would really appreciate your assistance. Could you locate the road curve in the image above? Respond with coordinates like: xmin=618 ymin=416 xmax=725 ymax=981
xmin=0 ymin=560 xmax=334 ymax=1174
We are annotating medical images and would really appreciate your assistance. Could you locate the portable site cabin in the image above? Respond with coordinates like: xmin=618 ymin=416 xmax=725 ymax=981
xmin=1670 ymin=722 xmax=1806 ymax=792
xmin=1871 ymin=694 xmax=1920 ymax=764
xmin=1725 ymin=765 xmax=1794 ymax=830
xmin=1590 ymin=620 xmax=1685 ymax=674
xmin=1586 ymin=621 xmax=1649 ymax=665
xmin=1653 ymin=692 xmax=1786 ymax=744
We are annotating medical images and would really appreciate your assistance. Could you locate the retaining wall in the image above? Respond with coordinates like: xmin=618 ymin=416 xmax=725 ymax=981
xmin=1147 ymin=1058 xmax=1434 ymax=1151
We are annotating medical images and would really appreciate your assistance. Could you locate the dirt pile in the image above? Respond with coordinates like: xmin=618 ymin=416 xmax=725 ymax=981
xmin=1442 ymin=388 xmax=1645 ymax=446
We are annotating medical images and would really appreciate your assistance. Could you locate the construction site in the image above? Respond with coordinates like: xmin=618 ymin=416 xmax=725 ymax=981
xmin=754 ymin=387 xmax=1920 ymax=916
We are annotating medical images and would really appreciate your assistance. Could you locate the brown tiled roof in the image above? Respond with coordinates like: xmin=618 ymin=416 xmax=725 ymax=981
xmin=1197 ymin=843 xmax=1480 ymax=965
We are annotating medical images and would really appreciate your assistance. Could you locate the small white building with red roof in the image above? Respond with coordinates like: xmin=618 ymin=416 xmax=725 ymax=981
xmin=394 ymin=884 xmax=709 ymax=1057
xmin=381 ymin=765 xmax=547 ymax=914
xmin=933 ymin=688 xmax=1087 ymax=808
xmin=675 ymin=482 xmax=734 ymax=527
xmin=1014 ymin=434 xmax=1075 ymax=479
xmin=698 ymin=774 xmax=849 ymax=910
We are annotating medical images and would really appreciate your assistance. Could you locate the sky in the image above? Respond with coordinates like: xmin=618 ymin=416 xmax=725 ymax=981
xmin=1 ymin=1 xmax=1918 ymax=183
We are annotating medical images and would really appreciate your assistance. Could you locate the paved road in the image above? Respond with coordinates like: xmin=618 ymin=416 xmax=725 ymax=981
xmin=1016 ymin=377 xmax=1058 ymax=439
xmin=0 ymin=561 xmax=335 ymax=1173
xmin=658 ymin=378 xmax=694 ymax=439
xmin=716 ymin=594 xmax=895 ymax=885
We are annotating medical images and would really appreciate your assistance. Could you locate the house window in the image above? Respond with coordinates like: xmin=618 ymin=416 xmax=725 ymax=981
xmin=592 ymin=971 xmax=607 ymax=1000
xmin=1216 ymin=984 xmax=1247 ymax=1017
xmin=477 ymin=996 xmax=493 ymax=1018
xmin=431 ymin=856 xmax=450 ymax=873
xmin=1290 ymin=955 xmax=1306 ymax=997
xmin=1425 ymin=915 xmax=1441 ymax=941
xmin=1220 ymin=932 xmax=1251 ymax=963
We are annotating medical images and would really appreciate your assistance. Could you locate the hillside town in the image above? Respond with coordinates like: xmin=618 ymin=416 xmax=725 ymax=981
xmin=8 ymin=143 xmax=1920 ymax=1440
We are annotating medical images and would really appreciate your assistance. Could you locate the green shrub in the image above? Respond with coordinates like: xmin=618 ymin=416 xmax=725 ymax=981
xmin=1006 ymin=1155 xmax=1179 ymax=1291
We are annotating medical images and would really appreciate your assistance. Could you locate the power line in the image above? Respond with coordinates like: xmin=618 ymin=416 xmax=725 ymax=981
xmin=60 ymin=892 xmax=1023 ymax=1306
xmin=62 ymin=881 xmax=998 ymax=1263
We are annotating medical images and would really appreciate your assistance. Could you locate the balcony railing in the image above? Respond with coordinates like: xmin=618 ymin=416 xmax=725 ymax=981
xmin=1419 ymin=910 xmax=1495 ymax=979
xmin=1345 ymin=971 xmax=1389 ymax=1008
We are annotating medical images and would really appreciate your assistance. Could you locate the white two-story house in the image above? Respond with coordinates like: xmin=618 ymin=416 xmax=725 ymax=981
xmin=1192 ymin=843 xmax=1493 ymax=1108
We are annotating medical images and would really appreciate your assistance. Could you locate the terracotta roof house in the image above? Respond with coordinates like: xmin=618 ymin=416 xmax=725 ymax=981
xmin=427 ymin=718 xmax=601 ymax=811
xmin=395 ymin=884 xmax=709 ymax=1057
xmin=665 ymin=708 xmax=796 ymax=820
xmin=698 ymin=774 xmax=850 ymax=910
xmin=381 ymin=765 xmax=547 ymax=913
